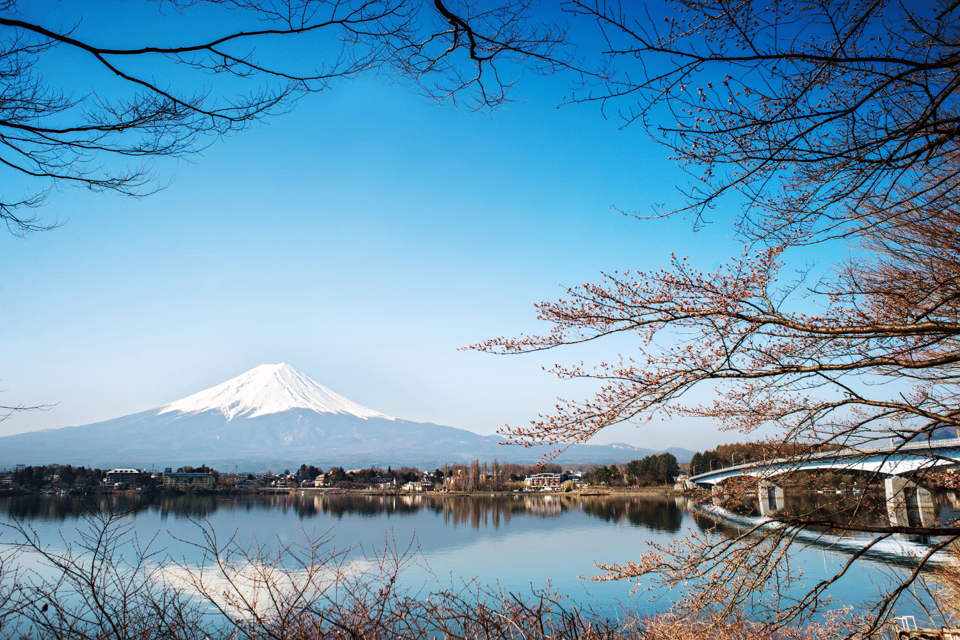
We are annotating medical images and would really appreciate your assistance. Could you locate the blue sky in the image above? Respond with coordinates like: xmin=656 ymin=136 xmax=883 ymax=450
xmin=1 ymin=1 xmax=755 ymax=450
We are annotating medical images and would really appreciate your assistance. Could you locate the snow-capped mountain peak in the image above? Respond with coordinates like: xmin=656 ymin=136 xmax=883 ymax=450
xmin=159 ymin=363 xmax=393 ymax=421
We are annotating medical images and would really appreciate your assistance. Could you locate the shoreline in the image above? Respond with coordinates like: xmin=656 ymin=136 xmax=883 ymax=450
xmin=1 ymin=485 xmax=679 ymax=498
xmin=283 ymin=485 xmax=678 ymax=498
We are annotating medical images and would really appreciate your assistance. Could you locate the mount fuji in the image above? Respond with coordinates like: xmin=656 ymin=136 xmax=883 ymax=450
xmin=0 ymin=364 xmax=688 ymax=470
xmin=158 ymin=363 xmax=393 ymax=422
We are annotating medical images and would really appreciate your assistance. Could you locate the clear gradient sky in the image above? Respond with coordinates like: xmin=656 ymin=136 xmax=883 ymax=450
xmin=2 ymin=1 xmax=758 ymax=450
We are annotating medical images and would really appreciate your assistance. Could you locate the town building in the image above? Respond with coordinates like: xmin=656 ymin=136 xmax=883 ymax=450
xmin=106 ymin=468 xmax=141 ymax=485
xmin=163 ymin=472 xmax=215 ymax=488
xmin=525 ymin=473 xmax=563 ymax=489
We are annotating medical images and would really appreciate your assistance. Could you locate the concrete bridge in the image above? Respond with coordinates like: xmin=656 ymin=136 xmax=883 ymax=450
xmin=686 ymin=437 xmax=960 ymax=526
xmin=688 ymin=438 xmax=960 ymax=486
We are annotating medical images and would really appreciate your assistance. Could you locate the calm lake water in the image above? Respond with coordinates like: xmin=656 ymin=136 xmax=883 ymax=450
xmin=1 ymin=491 xmax=954 ymax=620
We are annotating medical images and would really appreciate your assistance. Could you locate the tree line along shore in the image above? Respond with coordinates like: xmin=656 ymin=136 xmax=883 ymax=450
xmin=0 ymin=452 xmax=685 ymax=496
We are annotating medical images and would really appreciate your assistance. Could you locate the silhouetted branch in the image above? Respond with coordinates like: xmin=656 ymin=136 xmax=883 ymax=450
xmin=0 ymin=0 xmax=572 ymax=234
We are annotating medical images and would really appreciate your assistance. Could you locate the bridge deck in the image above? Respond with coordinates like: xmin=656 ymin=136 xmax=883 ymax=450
xmin=688 ymin=437 xmax=960 ymax=486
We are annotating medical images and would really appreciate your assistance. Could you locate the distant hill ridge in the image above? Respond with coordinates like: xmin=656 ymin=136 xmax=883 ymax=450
xmin=0 ymin=364 xmax=693 ymax=470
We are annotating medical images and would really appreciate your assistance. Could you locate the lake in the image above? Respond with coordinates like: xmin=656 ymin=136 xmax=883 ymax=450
xmin=0 ymin=490 xmax=952 ymax=622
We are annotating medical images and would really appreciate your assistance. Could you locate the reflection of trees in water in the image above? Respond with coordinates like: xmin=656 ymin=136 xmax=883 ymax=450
xmin=432 ymin=495 xmax=598 ymax=529
xmin=688 ymin=489 xmax=910 ymax=539
xmin=1 ymin=493 xmax=689 ymax=533
xmin=424 ymin=495 xmax=689 ymax=530
xmin=936 ymin=491 xmax=960 ymax=525
xmin=433 ymin=496 xmax=519 ymax=529
xmin=713 ymin=490 xmax=888 ymax=533
xmin=579 ymin=497 xmax=683 ymax=533
xmin=1 ymin=493 xmax=279 ymax=522
xmin=282 ymin=494 xmax=527 ymax=525
xmin=155 ymin=494 xmax=220 ymax=520
xmin=306 ymin=495 xmax=423 ymax=519
xmin=157 ymin=493 xmax=426 ymax=520
xmin=10 ymin=491 xmax=916 ymax=536
xmin=1 ymin=493 xmax=445 ymax=523
xmin=2 ymin=494 xmax=156 ymax=521
xmin=776 ymin=492 xmax=887 ymax=531
xmin=689 ymin=508 xmax=719 ymax=534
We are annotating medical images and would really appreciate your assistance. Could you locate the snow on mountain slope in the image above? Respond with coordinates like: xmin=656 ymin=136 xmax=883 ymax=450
xmin=159 ymin=363 xmax=393 ymax=421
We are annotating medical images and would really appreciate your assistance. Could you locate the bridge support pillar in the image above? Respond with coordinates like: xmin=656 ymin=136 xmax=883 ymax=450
xmin=757 ymin=481 xmax=785 ymax=517
xmin=885 ymin=477 xmax=935 ymax=528
xmin=711 ymin=484 xmax=727 ymax=507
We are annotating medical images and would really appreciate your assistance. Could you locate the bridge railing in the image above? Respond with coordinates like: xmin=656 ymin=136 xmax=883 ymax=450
xmin=856 ymin=435 xmax=960 ymax=454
